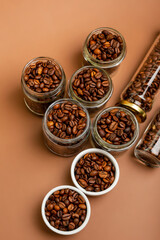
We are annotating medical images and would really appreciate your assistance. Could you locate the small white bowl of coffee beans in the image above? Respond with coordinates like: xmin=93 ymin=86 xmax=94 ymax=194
xmin=41 ymin=185 xmax=91 ymax=235
xmin=71 ymin=148 xmax=120 ymax=196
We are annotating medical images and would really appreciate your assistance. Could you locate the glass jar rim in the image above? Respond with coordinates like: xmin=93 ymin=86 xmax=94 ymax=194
xmin=69 ymin=65 xmax=113 ymax=107
xmin=92 ymin=106 xmax=139 ymax=151
xmin=83 ymin=27 xmax=126 ymax=65
xmin=21 ymin=56 xmax=65 ymax=97
xmin=43 ymin=98 xmax=91 ymax=144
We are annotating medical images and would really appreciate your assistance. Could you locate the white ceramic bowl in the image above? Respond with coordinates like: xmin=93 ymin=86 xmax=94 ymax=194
xmin=71 ymin=148 xmax=120 ymax=196
xmin=41 ymin=185 xmax=91 ymax=235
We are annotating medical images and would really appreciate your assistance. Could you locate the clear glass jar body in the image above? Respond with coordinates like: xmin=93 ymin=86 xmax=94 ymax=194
xmin=68 ymin=66 xmax=113 ymax=115
xmin=134 ymin=110 xmax=160 ymax=168
xmin=82 ymin=27 xmax=126 ymax=75
xmin=21 ymin=57 xmax=66 ymax=116
xmin=119 ymin=34 xmax=160 ymax=122
xmin=91 ymin=106 xmax=139 ymax=154
xmin=42 ymin=98 xmax=91 ymax=157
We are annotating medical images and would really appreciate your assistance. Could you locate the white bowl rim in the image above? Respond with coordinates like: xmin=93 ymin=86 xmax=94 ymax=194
xmin=41 ymin=185 xmax=91 ymax=235
xmin=71 ymin=148 xmax=120 ymax=196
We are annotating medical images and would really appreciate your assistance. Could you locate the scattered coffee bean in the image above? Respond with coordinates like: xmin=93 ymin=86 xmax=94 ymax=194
xmin=45 ymin=188 xmax=87 ymax=231
xmin=87 ymin=30 xmax=123 ymax=61
xmin=136 ymin=111 xmax=160 ymax=163
xmin=24 ymin=60 xmax=62 ymax=93
xmin=47 ymin=101 xmax=87 ymax=139
xmin=72 ymin=67 xmax=110 ymax=101
xmin=97 ymin=108 xmax=135 ymax=145
xmin=122 ymin=37 xmax=160 ymax=112
xmin=75 ymin=153 xmax=115 ymax=192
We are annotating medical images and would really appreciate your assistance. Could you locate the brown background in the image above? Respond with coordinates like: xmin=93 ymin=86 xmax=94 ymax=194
xmin=0 ymin=0 xmax=160 ymax=240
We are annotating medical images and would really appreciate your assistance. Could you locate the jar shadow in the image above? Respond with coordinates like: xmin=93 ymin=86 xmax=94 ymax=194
xmin=72 ymin=50 xmax=84 ymax=69
xmin=10 ymin=86 xmax=44 ymax=118
xmin=130 ymin=151 xmax=156 ymax=170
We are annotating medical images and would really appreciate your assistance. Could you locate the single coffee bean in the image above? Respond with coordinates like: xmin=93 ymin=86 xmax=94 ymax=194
xmin=68 ymin=222 xmax=75 ymax=230
xmin=47 ymin=203 xmax=54 ymax=211
xmin=62 ymin=214 xmax=71 ymax=221
xmin=79 ymin=204 xmax=87 ymax=210
xmin=59 ymin=202 xmax=66 ymax=209
xmin=78 ymin=179 xmax=88 ymax=188
xmin=45 ymin=188 xmax=87 ymax=231
xmin=75 ymin=153 xmax=115 ymax=192
xmin=109 ymin=121 xmax=118 ymax=131
xmin=90 ymin=170 xmax=98 ymax=176
xmin=68 ymin=204 xmax=74 ymax=211
xmin=98 ymin=129 xmax=106 ymax=137
xmin=99 ymin=171 xmax=108 ymax=178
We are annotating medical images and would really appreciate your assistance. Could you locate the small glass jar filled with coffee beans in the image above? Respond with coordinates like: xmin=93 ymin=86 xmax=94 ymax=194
xmin=82 ymin=27 xmax=126 ymax=74
xmin=42 ymin=98 xmax=91 ymax=156
xmin=21 ymin=57 xmax=66 ymax=116
xmin=119 ymin=34 xmax=160 ymax=122
xmin=91 ymin=106 xmax=139 ymax=153
xmin=134 ymin=110 xmax=160 ymax=168
xmin=68 ymin=66 xmax=113 ymax=115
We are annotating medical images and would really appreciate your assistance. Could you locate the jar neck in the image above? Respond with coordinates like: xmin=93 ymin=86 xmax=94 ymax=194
xmin=21 ymin=57 xmax=66 ymax=101
xmin=92 ymin=106 xmax=139 ymax=152
xmin=118 ymin=100 xmax=146 ymax=123
xmin=68 ymin=66 xmax=113 ymax=109
xmin=43 ymin=98 xmax=91 ymax=145
xmin=83 ymin=27 xmax=126 ymax=69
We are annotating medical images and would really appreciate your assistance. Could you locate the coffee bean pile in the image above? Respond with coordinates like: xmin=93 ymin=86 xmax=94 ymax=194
xmin=137 ymin=111 xmax=160 ymax=160
xmin=122 ymin=39 xmax=160 ymax=112
xmin=75 ymin=153 xmax=115 ymax=192
xmin=45 ymin=188 xmax=87 ymax=231
xmin=47 ymin=101 xmax=87 ymax=139
xmin=72 ymin=67 xmax=109 ymax=101
xmin=87 ymin=30 xmax=123 ymax=61
xmin=24 ymin=60 xmax=62 ymax=93
xmin=97 ymin=108 xmax=135 ymax=145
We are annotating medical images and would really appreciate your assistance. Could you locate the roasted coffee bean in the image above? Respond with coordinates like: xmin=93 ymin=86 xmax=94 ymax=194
xmin=136 ymin=111 xmax=160 ymax=165
xmin=24 ymin=60 xmax=62 ymax=93
xmin=97 ymin=108 xmax=135 ymax=145
xmin=122 ymin=37 xmax=160 ymax=112
xmin=87 ymin=30 xmax=123 ymax=61
xmin=75 ymin=153 xmax=115 ymax=192
xmin=47 ymin=101 xmax=87 ymax=139
xmin=72 ymin=67 xmax=110 ymax=101
xmin=78 ymin=179 xmax=88 ymax=188
xmin=45 ymin=188 xmax=87 ymax=231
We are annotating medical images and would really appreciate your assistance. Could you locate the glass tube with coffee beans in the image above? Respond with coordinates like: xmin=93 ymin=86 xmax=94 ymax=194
xmin=82 ymin=27 xmax=126 ymax=74
xmin=42 ymin=99 xmax=91 ymax=156
xmin=91 ymin=106 xmax=139 ymax=153
xmin=21 ymin=57 xmax=66 ymax=116
xmin=68 ymin=66 xmax=113 ymax=115
xmin=134 ymin=110 xmax=160 ymax=168
xmin=119 ymin=34 xmax=160 ymax=122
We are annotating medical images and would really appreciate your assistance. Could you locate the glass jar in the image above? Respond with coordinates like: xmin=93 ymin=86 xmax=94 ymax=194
xmin=82 ymin=27 xmax=126 ymax=75
xmin=91 ymin=106 xmax=139 ymax=153
xmin=68 ymin=66 xmax=113 ymax=115
xmin=21 ymin=57 xmax=66 ymax=116
xmin=134 ymin=110 xmax=160 ymax=168
xmin=42 ymin=98 xmax=91 ymax=157
xmin=119 ymin=34 xmax=160 ymax=122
